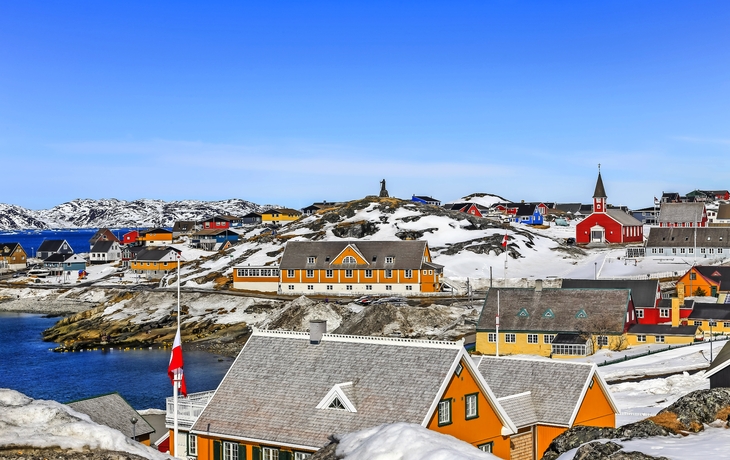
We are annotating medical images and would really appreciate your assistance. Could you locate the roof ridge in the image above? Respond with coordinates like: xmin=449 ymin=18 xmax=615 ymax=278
xmin=481 ymin=355 xmax=594 ymax=367
xmin=252 ymin=328 xmax=464 ymax=348
xmin=497 ymin=391 xmax=532 ymax=401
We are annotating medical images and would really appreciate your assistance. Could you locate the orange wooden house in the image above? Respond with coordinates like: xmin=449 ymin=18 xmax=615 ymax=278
xmin=138 ymin=227 xmax=174 ymax=246
xmin=677 ymin=265 xmax=730 ymax=298
xmin=233 ymin=240 xmax=444 ymax=296
xmin=129 ymin=246 xmax=181 ymax=280
xmin=166 ymin=324 xmax=618 ymax=460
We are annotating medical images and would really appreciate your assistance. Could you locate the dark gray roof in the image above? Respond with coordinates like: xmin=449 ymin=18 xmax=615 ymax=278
xmin=561 ymin=279 xmax=659 ymax=308
xmin=67 ymin=393 xmax=154 ymax=438
xmin=89 ymin=228 xmax=119 ymax=244
xmin=37 ymin=239 xmax=69 ymax=253
xmin=475 ymin=356 xmax=605 ymax=427
xmin=694 ymin=266 xmax=730 ymax=290
xmin=280 ymin=241 xmax=431 ymax=270
xmin=688 ymin=304 xmax=730 ymax=321
xmin=705 ymin=340 xmax=730 ymax=379
xmin=476 ymin=288 xmax=631 ymax=334
xmin=658 ymin=203 xmax=706 ymax=224
xmin=513 ymin=203 xmax=537 ymax=217
xmin=173 ymin=221 xmax=197 ymax=231
xmin=555 ymin=203 xmax=582 ymax=214
xmin=552 ymin=332 xmax=590 ymax=344
xmin=141 ymin=227 xmax=172 ymax=234
xmin=657 ymin=298 xmax=695 ymax=310
xmin=43 ymin=253 xmax=74 ymax=262
xmin=605 ymin=208 xmax=643 ymax=226
xmin=593 ymin=172 xmax=607 ymax=198
xmin=0 ymin=243 xmax=22 ymax=255
xmin=646 ymin=227 xmax=730 ymax=248
xmin=497 ymin=393 xmax=537 ymax=428
xmin=191 ymin=331 xmax=465 ymax=449
xmin=90 ymin=240 xmax=117 ymax=253
xmin=627 ymin=324 xmax=698 ymax=336
xmin=134 ymin=247 xmax=179 ymax=261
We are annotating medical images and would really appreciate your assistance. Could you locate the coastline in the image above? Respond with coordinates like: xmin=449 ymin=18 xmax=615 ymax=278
xmin=0 ymin=297 xmax=95 ymax=316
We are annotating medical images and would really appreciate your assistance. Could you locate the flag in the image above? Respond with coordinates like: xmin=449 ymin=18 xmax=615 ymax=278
xmin=654 ymin=196 xmax=659 ymax=205
xmin=168 ymin=327 xmax=187 ymax=397
xmin=501 ymin=234 xmax=508 ymax=247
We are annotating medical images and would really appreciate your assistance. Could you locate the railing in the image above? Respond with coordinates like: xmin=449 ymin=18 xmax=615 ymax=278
xmin=597 ymin=336 xmax=729 ymax=367
xmin=165 ymin=390 xmax=215 ymax=429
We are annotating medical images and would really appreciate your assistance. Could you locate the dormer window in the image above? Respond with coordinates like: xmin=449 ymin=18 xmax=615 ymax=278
xmin=385 ymin=256 xmax=394 ymax=264
xmin=342 ymin=256 xmax=356 ymax=264
xmin=307 ymin=256 xmax=316 ymax=264
xmin=328 ymin=398 xmax=346 ymax=410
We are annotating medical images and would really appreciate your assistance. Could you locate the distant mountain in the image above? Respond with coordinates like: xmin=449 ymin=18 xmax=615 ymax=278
xmin=0 ymin=198 xmax=270 ymax=229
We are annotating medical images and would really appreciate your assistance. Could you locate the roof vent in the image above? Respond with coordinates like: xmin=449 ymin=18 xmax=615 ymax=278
xmin=310 ymin=320 xmax=327 ymax=345
xmin=535 ymin=279 xmax=543 ymax=291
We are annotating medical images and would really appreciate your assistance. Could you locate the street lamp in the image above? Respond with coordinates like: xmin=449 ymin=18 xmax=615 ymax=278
xmin=594 ymin=262 xmax=597 ymax=280
xmin=710 ymin=319 xmax=714 ymax=362
xmin=130 ymin=416 xmax=138 ymax=441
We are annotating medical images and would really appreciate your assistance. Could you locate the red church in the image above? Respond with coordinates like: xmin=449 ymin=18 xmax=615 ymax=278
xmin=576 ymin=171 xmax=644 ymax=244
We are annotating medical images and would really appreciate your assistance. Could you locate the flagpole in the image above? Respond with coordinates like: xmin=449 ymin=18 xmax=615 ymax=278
xmin=496 ymin=290 xmax=500 ymax=357
xmin=173 ymin=253 xmax=180 ymax=458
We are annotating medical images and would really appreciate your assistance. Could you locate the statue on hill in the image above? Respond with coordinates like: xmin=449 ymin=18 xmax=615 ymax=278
xmin=379 ymin=179 xmax=389 ymax=198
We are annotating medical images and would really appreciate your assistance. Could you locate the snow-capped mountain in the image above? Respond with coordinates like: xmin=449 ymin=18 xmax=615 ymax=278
xmin=0 ymin=198 xmax=271 ymax=229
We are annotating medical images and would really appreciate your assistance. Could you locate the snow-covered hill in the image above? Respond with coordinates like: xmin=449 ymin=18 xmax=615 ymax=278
xmin=0 ymin=198 xmax=271 ymax=229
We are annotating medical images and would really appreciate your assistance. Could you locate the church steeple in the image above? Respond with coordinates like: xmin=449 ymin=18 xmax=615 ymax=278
xmin=593 ymin=165 xmax=606 ymax=213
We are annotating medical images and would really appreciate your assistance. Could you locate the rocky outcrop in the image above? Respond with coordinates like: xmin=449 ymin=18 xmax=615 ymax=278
xmin=0 ymin=448 xmax=150 ymax=460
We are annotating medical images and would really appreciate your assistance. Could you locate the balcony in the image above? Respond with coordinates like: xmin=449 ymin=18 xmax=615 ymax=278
xmin=165 ymin=390 xmax=215 ymax=429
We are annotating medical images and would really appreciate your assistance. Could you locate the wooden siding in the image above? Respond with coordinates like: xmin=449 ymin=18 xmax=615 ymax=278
xmin=536 ymin=425 xmax=567 ymax=460
xmin=573 ymin=376 xmax=615 ymax=428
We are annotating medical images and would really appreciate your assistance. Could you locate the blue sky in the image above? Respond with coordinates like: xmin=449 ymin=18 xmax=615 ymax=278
xmin=1 ymin=1 xmax=728 ymax=210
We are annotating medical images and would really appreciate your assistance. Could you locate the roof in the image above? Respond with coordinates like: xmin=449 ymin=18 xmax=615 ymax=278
xmin=476 ymin=288 xmax=630 ymax=334
xmin=552 ymin=332 xmax=590 ymax=344
xmin=555 ymin=203 xmax=582 ymax=214
xmin=67 ymin=393 xmax=154 ymax=438
xmin=694 ymin=266 xmax=730 ymax=290
xmin=280 ymin=241 xmax=431 ymax=270
xmin=593 ymin=172 xmax=607 ymax=198
xmin=646 ymin=227 xmax=730 ymax=248
xmin=605 ymin=208 xmax=643 ymax=226
xmin=657 ymin=298 xmax=695 ymax=310
xmin=89 ymin=228 xmax=119 ymax=244
xmin=513 ymin=203 xmax=538 ymax=217
xmin=172 ymin=221 xmax=197 ymax=231
xmin=191 ymin=330 xmax=499 ymax=449
xmin=688 ymin=304 xmax=730 ymax=321
xmin=658 ymin=203 xmax=706 ymax=224
xmin=194 ymin=228 xmax=239 ymax=236
xmin=90 ymin=240 xmax=117 ymax=253
xmin=0 ymin=243 xmax=21 ymax=256
xmin=413 ymin=195 xmax=439 ymax=202
xmin=474 ymin=356 xmax=616 ymax=428
xmin=134 ymin=247 xmax=180 ymax=261
xmin=627 ymin=324 xmax=698 ymax=336
xmin=704 ymin=340 xmax=730 ymax=379
xmin=43 ymin=253 xmax=76 ymax=263
xmin=561 ymin=279 xmax=659 ymax=308
xmin=716 ymin=204 xmax=730 ymax=221
xmin=37 ymin=239 xmax=69 ymax=253
xmin=262 ymin=208 xmax=302 ymax=215
xmin=141 ymin=227 xmax=172 ymax=235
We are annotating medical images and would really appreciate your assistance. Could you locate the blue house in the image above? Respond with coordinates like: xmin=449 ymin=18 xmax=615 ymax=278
xmin=43 ymin=253 xmax=87 ymax=276
xmin=512 ymin=203 xmax=544 ymax=225
xmin=192 ymin=229 xmax=240 ymax=251
xmin=411 ymin=195 xmax=441 ymax=206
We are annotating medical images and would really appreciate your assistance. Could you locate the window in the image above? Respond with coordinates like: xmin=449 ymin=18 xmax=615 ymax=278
xmin=307 ymin=285 xmax=313 ymax=290
xmin=326 ymin=269 xmax=333 ymax=278
xmin=365 ymin=269 xmax=373 ymax=278
xmin=386 ymin=285 xmax=392 ymax=291
xmin=478 ymin=442 xmax=493 ymax=453
xmin=709 ymin=320 xmax=718 ymax=327
xmin=343 ymin=256 xmax=357 ymax=264
xmin=307 ymin=256 xmax=316 ymax=264
xmin=345 ymin=269 xmax=353 ymax=278
xmin=597 ymin=336 xmax=609 ymax=347
xmin=455 ymin=363 xmax=463 ymax=376
xmin=655 ymin=335 xmax=665 ymax=343
xmin=724 ymin=322 xmax=730 ymax=328
xmin=288 ymin=285 xmax=294 ymax=290
xmin=465 ymin=393 xmax=478 ymax=420
xmin=295 ymin=453 xmax=312 ymax=460
xmin=404 ymin=269 xmax=412 ymax=278
xmin=306 ymin=269 xmax=314 ymax=278
xmin=366 ymin=285 xmax=372 ymax=290
xmin=189 ymin=434 xmax=197 ymax=456
xmin=694 ymin=321 xmax=702 ymax=326
xmin=701 ymin=248 xmax=706 ymax=254
xmin=720 ymin=248 xmax=724 ymax=254
xmin=438 ymin=399 xmax=452 ymax=426
xmin=346 ymin=285 xmax=353 ymax=290
xmin=287 ymin=269 xmax=295 ymax=278
xmin=527 ymin=334 xmax=538 ymax=344
xmin=659 ymin=308 xmax=670 ymax=318
xmin=689 ymin=248 xmax=694 ymax=254
xmin=651 ymin=248 xmax=657 ymax=254
xmin=543 ymin=334 xmax=555 ymax=344
xmin=637 ymin=334 xmax=646 ymax=342
xmin=385 ymin=269 xmax=393 ymax=278
xmin=385 ymin=256 xmax=394 ymax=264
xmin=636 ymin=309 xmax=644 ymax=318
xmin=488 ymin=333 xmax=497 ymax=343
xmin=326 ymin=285 xmax=333 ymax=290
xmin=223 ymin=442 xmax=238 ymax=460
xmin=505 ymin=333 xmax=516 ymax=343
xmin=680 ymin=248 xmax=686 ymax=254
xmin=423 ymin=270 xmax=428 ymax=275
xmin=551 ymin=344 xmax=587 ymax=356
xmin=428 ymin=270 xmax=433 ymax=275
xmin=406 ymin=285 xmax=412 ymax=291
xmin=262 ymin=447 xmax=279 ymax=460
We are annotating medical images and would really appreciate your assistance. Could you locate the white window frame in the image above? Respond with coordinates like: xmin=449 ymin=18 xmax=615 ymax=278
xmin=222 ymin=441 xmax=238 ymax=460
xmin=694 ymin=320 xmax=702 ymax=326
xmin=287 ymin=269 xmax=295 ymax=278
xmin=306 ymin=269 xmax=314 ymax=278
xmin=262 ymin=447 xmax=279 ymax=460
xmin=346 ymin=285 xmax=353 ymax=290
xmin=404 ymin=269 xmax=412 ymax=278
xmin=438 ymin=399 xmax=451 ymax=426
xmin=659 ymin=308 xmax=670 ymax=318
xmin=325 ymin=269 xmax=333 ymax=278
xmin=543 ymin=334 xmax=555 ymax=344
xmin=307 ymin=256 xmax=316 ymax=264
xmin=597 ymin=335 xmax=609 ymax=347
xmin=365 ymin=269 xmax=373 ymax=278
xmin=465 ymin=393 xmax=478 ymax=419
xmin=636 ymin=309 xmax=644 ymax=318
xmin=294 ymin=453 xmax=312 ymax=460
xmin=655 ymin=335 xmax=665 ymax=343
xmin=342 ymin=256 xmax=357 ymax=264
xmin=488 ymin=333 xmax=497 ymax=343
xmin=345 ymin=269 xmax=353 ymax=278
xmin=189 ymin=434 xmax=197 ymax=456
xmin=385 ymin=256 xmax=394 ymax=264
xmin=527 ymin=334 xmax=538 ymax=344
xmin=724 ymin=322 xmax=730 ymax=328
xmin=505 ymin=333 xmax=516 ymax=343
xmin=385 ymin=269 xmax=393 ymax=278
xmin=307 ymin=285 xmax=313 ymax=290
xmin=637 ymin=334 xmax=646 ymax=343
xmin=386 ymin=285 xmax=392 ymax=291
xmin=365 ymin=285 xmax=372 ymax=290
xmin=406 ymin=285 xmax=412 ymax=290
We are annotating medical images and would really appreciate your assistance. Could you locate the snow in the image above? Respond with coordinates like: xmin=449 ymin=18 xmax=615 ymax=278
xmin=336 ymin=423 xmax=498 ymax=460
xmin=0 ymin=389 xmax=170 ymax=459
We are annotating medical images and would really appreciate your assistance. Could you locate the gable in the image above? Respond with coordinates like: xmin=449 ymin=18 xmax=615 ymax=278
xmin=332 ymin=245 xmax=369 ymax=266
xmin=572 ymin=374 xmax=617 ymax=426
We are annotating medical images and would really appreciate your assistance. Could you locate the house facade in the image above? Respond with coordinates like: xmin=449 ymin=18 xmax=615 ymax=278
xmin=88 ymin=228 xmax=120 ymax=250
xmin=645 ymin=227 xmax=730 ymax=259
xmin=173 ymin=221 xmax=198 ymax=237
xmin=561 ymin=279 xmax=662 ymax=325
xmin=89 ymin=241 xmax=122 ymax=264
xmin=261 ymin=208 xmax=302 ymax=225
xmin=130 ymin=247 xmax=181 ymax=279
xmin=575 ymin=172 xmax=644 ymax=244
xmin=42 ymin=253 xmax=87 ymax=276
xmin=36 ymin=239 xmax=74 ymax=260
xmin=677 ymin=266 xmax=730 ymax=298
xmin=0 ymin=243 xmax=27 ymax=270
xmin=122 ymin=230 xmax=139 ymax=245
xmin=191 ymin=229 xmax=240 ymax=251
xmin=657 ymin=202 xmax=708 ymax=228
xmin=512 ymin=204 xmax=543 ymax=225
xmin=138 ymin=228 xmax=173 ymax=246
xmin=232 ymin=240 xmax=444 ymax=295
xmin=241 ymin=212 xmax=263 ymax=225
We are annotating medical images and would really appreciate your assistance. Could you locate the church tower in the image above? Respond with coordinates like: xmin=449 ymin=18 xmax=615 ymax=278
xmin=593 ymin=169 xmax=607 ymax=213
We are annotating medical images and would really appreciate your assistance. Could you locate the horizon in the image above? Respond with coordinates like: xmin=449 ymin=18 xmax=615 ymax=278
xmin=2 ymin=2 xmax=728 ymax=210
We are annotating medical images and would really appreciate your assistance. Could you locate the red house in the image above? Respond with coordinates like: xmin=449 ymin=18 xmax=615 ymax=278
xmin=122 ymin=230 xmax=139 ymax=245
xmin=576 ymin=171 xmax=644 ymax=244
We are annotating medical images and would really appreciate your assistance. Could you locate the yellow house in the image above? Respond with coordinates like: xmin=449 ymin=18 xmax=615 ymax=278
xmin=261 ymin=208 xmax=302 ymax=224
xmin=130 ymin=247 xmax=181 ymax=280
xmin=626 ymin=297 xmax=698 ymax=346
xmin=233 ymin=240 xmax=444 ymax=296
xmin=476 ymin=283 xmax=639 ymax=358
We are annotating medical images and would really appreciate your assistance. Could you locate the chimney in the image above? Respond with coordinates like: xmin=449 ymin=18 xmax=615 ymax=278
xmin=671 ymin=297 xmax=680 ymax=328
xmin=677 ymin=281 xmax=685 ymax=303
xmin=535 ymin=279 xmax=543 ymax=292
xmin=310 ymin=320 xmax=327 ymax=345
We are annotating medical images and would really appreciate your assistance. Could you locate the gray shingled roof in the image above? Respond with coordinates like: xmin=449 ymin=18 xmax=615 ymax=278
xmin=475 ymin=357 xmax=598 ymax=427
xmin=191 ymin=332 xmax=464 ymax=449
xmin=658 ymin=203 xmax=706 ymax=224
xmin=280 ymin=241 xmax=430 ymax=270
xmin=134 ymin=247 xmax=179 ymax=261
xmin=90 ymin=240 xmax=117 ymax=253
xmin=593 ymin=173 xmax=607 ymax=198
xmin=646 ymin=227 xmax=730 ymax=248
xmin=476 ymin=288 xmax=630 ymax=334
xmin=688 ymin=304 xmax=730 ymax=321
xmin=37 ymin=239 xmax=68 ymax=253
xmin=627 ymin=324 xmax=698 ymax=336
xmin=67 ymin=393 xmax=154 ymax=438
xmin=496 ymin=393 xmax=538 ymax=428
xmin=705 ymin=340 xmax=730 ymax=378
xmin=561 ymin=279 xmax=659 ymax=309
xmin=605 ymin=208 xmax=643 ymax=226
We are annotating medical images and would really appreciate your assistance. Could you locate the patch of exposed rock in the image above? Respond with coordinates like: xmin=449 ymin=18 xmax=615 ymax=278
xmin=0 ymin=448 xmax=151 ymax=460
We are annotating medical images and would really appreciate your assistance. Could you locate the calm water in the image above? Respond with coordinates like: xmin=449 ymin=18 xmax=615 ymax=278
xmin=0 ymin=312 xmax=233 ymax=409
xmin=0 ymin=228 xmax=169 ymax=257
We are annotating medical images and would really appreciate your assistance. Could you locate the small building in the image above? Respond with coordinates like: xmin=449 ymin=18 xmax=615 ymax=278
xmin=677 ymin=266 xmax=730 ymax=298
xmin=130 ymin=247 xmax=181 ymax=280
xmin=704 ymin=340 xmax=730 ymax=389
xmin=687 ymin=303 xmax=730 ymax=338
xmin=172 ymin=221 xmax=198 ymax=237
xmin=232 ymin=265 xmax=280 ymax=292
xmin=67 ymin=393 xmax=155 ymax=446
xmin=447 ymin=202 xmax=488 ymax=218
xmin=121 ymin=245 xmax=145 ymax=269
xmin=411 ymin=195 xmax=441 ymax=206
xmin=646 ymin=227 xmax=730 ymax=259
xmin=201 ymin=215 xmax=243 ymax=230
xmin=0 ymin=243 xmax=28 ymax=270
xmin=37 ymin=239 xmax=74 ymax=260
xmin=89 ymin=240 xmax=122 ymax=264
xmin=301 ymin=201 xmax=343 ymax=216
xmin=713 ymin=204 xmax=730 ymax=225
xmin=261 ymin=208 xmax=302 ymax=225
xmin=191 ymin=229 xmax=240 ymax=251
xmin=658 ymin=202 xmax=708 ymax=228
xmin=42 ymin=253 xmax=87 ymax=276
xmin=241 ymin=212 xmax=263 ymax=225
xmin=575 ymin=171 xmax=644 ymax=244
xmin=631 ymin=206 xmax=660 ymax=225
xmin=88 ymin=228 xmax=120 ymax=250
xmin=512 ymin=203 xmax=544 ymax=225
xmin=138 ymin=228 xmax=173 ymax=247
xmin=122 ymin=230 xmax=140 ymax=245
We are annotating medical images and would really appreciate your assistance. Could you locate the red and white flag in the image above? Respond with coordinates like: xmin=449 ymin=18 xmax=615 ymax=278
xmin=501 ymin=234 xmax=508 ymax=247
xmin=168 ymin=327 xmax=187 ymax=397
